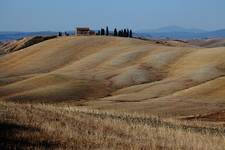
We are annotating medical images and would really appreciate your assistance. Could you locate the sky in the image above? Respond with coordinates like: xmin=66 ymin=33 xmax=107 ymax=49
xmin=0 ymin=0 xmax=225 ymax=32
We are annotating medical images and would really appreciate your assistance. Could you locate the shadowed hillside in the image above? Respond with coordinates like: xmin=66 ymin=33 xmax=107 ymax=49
xmin=0 ymin=36 xmax=225 ymax=118
xmin=189 ymin=38 xmax=225 ymax=48
xmin=0 ymin=36 xmax=57 ymax=55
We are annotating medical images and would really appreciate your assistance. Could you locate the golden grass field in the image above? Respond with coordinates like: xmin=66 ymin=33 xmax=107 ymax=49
xmin=0 ymin=36 xmax=225 ymax=149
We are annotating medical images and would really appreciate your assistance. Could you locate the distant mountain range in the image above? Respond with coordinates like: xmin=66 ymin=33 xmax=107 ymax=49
xmin=136 ymin=26 xmax=225 ymax=40
xmin=139 ymin=26 xmax=207 ymax=33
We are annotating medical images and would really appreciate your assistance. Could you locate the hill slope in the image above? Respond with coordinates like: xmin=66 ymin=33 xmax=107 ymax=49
xmin=189 ymin=38 xmax=225 ymax=48
xmin=0 ymin=36 xmax=225 ymax=117
xmin=0 ymin=36 xmax=57 ymax=55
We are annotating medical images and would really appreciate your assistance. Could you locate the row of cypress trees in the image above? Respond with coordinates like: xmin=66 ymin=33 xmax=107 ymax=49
xmin=114 ymin=28 xmax=132 ymax=37
xmin=96 ymin=26 xmax=133 ymax=38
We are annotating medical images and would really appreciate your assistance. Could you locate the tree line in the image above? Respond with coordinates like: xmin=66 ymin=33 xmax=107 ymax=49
xmin=96 ymin=26 xmax=133 ymax=38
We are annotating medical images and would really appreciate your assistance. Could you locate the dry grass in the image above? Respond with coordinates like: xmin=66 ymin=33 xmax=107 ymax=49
xmin=1 ymin=101 xmax=225 ymax=150
xmin=1 ymin=36 xmax=225 ymax=149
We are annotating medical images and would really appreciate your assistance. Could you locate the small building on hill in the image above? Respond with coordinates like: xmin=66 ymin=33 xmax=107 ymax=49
xmin=76 ymin=27 xmax=95 ymax=36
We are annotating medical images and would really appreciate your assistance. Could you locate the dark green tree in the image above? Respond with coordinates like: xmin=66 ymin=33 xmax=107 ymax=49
xmin=118 ymin=30 xmax=122 ymax=37
xmin=106 ymin=26 xmax=109 ymax=36
xmin=127 ymin=29 xmax=129 ymax=37
xmin=96 ymin=30 xmax=101 ymax=35
xmin=129 ymin=30 xmax=133 ymax=38
xmin=114 ymin=28 xmax=118 ymax=36
xmin=123 ymin=29 xmax=127 ymax=37
xmin=121 ymin=30 xmax=124 ymax=37
xmin=101 ymin=28 xmax=105 ymax=35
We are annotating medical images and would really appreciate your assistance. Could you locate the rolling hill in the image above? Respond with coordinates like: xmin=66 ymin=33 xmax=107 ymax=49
xmin=189 ymin=38 xmax=225 ymax=48
xmin=0 ymin=31 xmax=58 ymax=41
xmin=0 ymin=36 xmax=225 ymax=117
xmin=0 ymin=36 xmax=57 ymax=55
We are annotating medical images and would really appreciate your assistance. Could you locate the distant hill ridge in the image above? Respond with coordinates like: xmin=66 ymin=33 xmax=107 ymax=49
xmin=140 ymin=26 xmax=207 ymax=33
xmin=0 ymin=35 xmax=57 ymax=55
xmin=0 ymin=31 xmax=58 ymax=42
xmin=136 ymin=26 xmax=225 ymax=40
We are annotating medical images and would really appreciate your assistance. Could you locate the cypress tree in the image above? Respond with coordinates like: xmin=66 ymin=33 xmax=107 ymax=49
xmin=101 ymin=28 xmax=105 ymax=35
xmin=97 ymin=30 xmax=101 ymax=35
xmin=129 ymin=30 xmax=133 ymax=38
xmin=127 ymin=29 xmax=129 ymax=37
xmin=106 ymin=26 xmax=109 ymax=36
xmin=118 ymin=30 xmax=122 ymax=37
xmin=124 ymin=29 xmax=127 ymax=37
xmin=121 ymin=30 xmax=124 ymax=37
xmin=114 ymin=28 xmax=118 ymax=36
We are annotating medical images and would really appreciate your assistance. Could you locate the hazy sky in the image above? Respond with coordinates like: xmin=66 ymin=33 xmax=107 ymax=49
xmin=1 ymin=0 xmax=225 ymax=31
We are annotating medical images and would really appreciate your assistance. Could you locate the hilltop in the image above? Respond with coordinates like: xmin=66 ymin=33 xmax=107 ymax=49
xmin=0 ymin=36 xmax=225 ymax=118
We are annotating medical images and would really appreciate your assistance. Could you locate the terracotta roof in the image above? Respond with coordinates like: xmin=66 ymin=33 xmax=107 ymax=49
xmin=77 ymin=27 xmax=90 ymax=31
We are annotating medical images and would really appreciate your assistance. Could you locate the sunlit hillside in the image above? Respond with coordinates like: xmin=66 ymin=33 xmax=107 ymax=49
xmin=1 ymin=36 xmax=225 ymax=117
xmin=1 ymin=36 xmax=225 ymax=149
